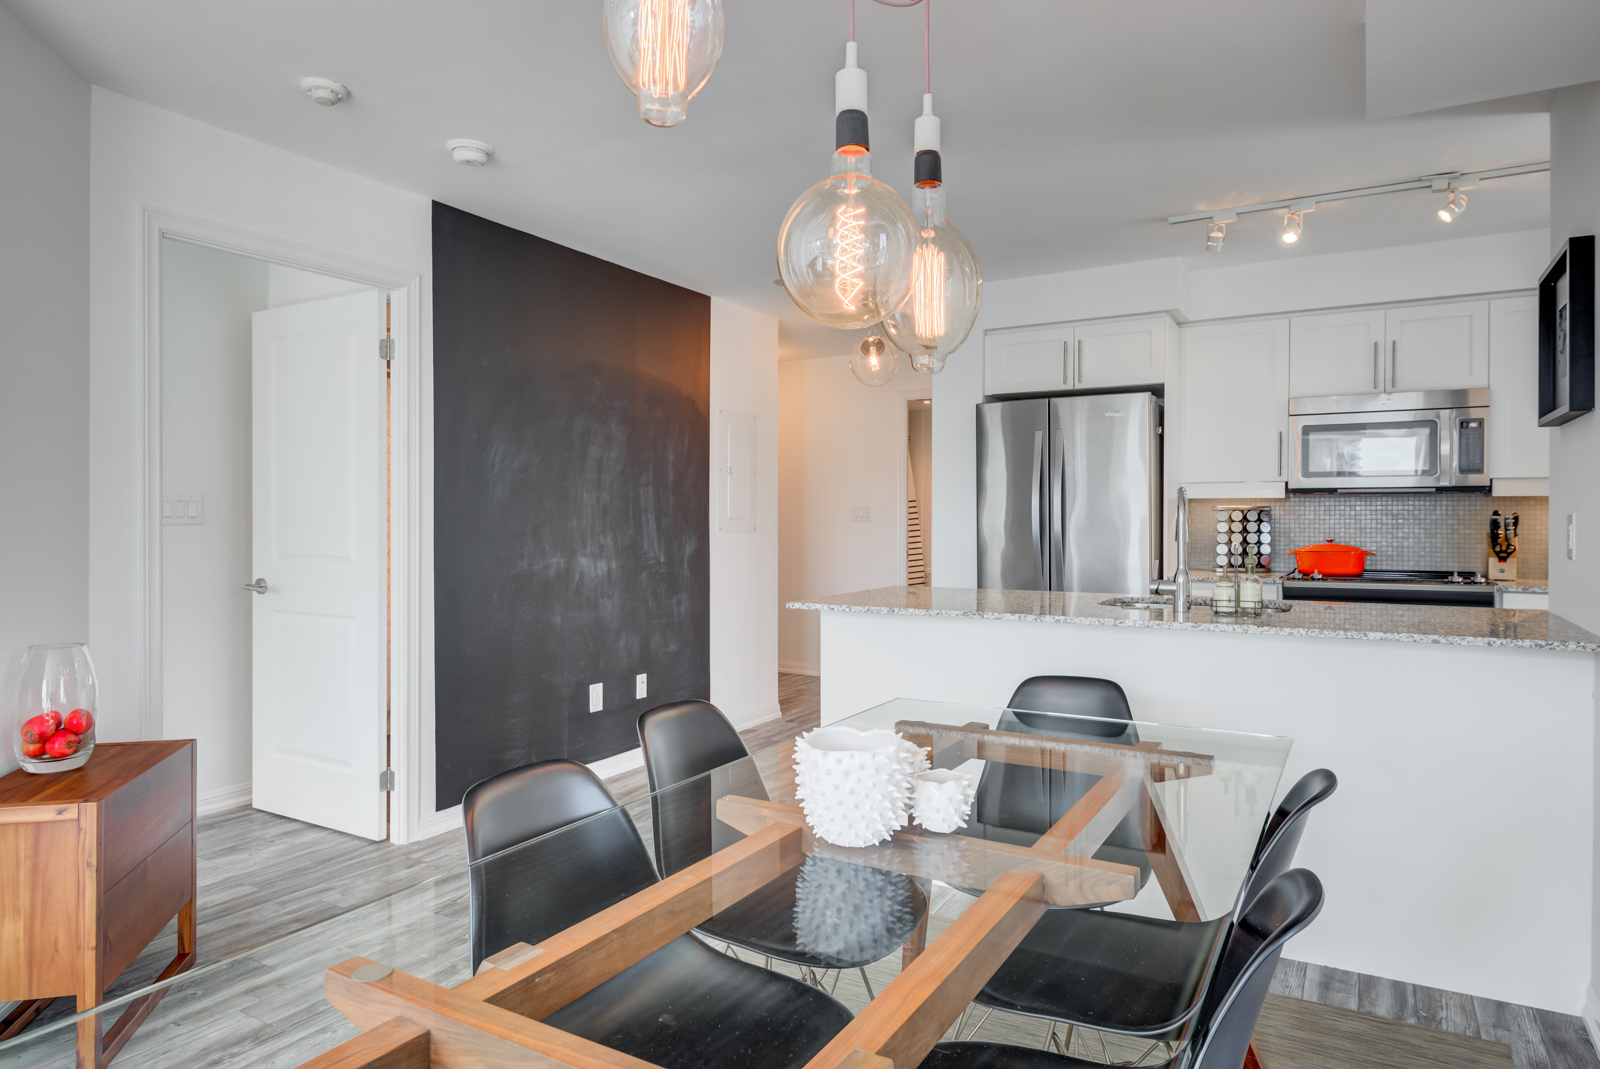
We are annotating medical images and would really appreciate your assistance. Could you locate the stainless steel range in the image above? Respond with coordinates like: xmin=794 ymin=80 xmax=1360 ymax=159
xmin=1281 ymin=568 xmax=1493 ymax=607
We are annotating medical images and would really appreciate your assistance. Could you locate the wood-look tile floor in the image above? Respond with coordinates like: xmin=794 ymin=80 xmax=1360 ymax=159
xmin=6 ymin=673 xmax=1591 ymax=1069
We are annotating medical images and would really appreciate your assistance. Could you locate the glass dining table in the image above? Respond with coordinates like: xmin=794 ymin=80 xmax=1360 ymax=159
xmin=0 ymin=698 xmax=1290 ymax=1069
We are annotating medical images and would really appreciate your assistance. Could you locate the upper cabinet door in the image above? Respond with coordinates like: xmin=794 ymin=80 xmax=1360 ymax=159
xmin=1385 ymin=301 xmax=1490 ymax=391
xmin=1075 ymin=316 xmax=1169 ymax=389
xmin=1488 ymin=295 xmax=1549 ymax=480
xmin=1289 ymin=309 xmax=1386 ymax=397
xmin=984 ymin=325 xmax=1073 ymax=396
xmin=1179 ymin=319 xmax=1291 ymax=483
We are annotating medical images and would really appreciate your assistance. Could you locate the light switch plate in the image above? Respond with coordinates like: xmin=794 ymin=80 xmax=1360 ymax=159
xmin=635 ymin=673 xmax=647 ymax=699
xmin=162 ymin=493 xmax=203 ymax=525
xmin=850 ymin=505 xmax=871 ymax=522
xmin=588 ymin=683 xmax=603 ymax=712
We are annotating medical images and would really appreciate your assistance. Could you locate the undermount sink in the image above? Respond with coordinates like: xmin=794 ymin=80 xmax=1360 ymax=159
xmin=1100 ymin=595 xmax=1293 ymax=613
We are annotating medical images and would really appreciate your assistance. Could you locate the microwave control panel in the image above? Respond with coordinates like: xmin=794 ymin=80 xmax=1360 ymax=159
xmin=1458 ymin=418 xmax=1486 ymax=475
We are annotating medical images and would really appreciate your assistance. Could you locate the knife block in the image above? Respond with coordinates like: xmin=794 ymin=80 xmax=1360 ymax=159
xmin=1488 ymin=557 xmax=1517 ymax=581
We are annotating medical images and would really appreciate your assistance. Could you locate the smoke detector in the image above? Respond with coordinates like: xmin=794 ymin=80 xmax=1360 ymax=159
xmin=447 ymin=139 xmax=494 ymax=167
xmin=301 ymin=77 xmax=349 ymax=107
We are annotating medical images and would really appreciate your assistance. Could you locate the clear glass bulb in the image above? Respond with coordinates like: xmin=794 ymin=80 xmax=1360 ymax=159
xmin=882 ymin=183 xmax=982 ymax=373
xmin=603 ymin=0 xmax=724 ymax=127
xmin=850 ymin=334 xmax=898 ymax=386
xmin=778 ymin=148 xmax=917 ymax=329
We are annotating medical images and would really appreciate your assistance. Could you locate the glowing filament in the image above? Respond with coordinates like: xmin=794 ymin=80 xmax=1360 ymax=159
xmin=833 ymin=200 xmax=866 ymax=310
xmin=638 ymin=0 xmax=690 ymax=97
xmin=912 ymin=239 xmax=946 ymax=339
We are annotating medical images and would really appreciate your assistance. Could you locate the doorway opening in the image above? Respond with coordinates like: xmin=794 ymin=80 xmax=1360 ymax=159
xmin=907 ymin=398 xmax=933 ymax=586
xmin=159 ymin=237 xmax=393 ymax=840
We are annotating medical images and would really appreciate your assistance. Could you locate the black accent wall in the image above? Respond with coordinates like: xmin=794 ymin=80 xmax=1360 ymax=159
xmin=432 ymin=202 xmax=710 ymax=810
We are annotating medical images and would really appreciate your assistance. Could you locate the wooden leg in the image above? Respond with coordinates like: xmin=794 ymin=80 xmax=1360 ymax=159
xmin=75 ymin=992 xmax=102 ymax=1069
xmin=97 ymin=943 xmax=197 ymax=1067
xmin=0 ymin=997 xmax=54 ymax=1041
xmin=902 ymin=878 xmax=933 ymax=969
xmin=1244 ymin=1040 xmax=1265 ymax=1069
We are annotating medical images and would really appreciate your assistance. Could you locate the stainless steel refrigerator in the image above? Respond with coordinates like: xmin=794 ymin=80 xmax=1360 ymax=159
xmin=977 ymin=392 xmax=1162 ymax=594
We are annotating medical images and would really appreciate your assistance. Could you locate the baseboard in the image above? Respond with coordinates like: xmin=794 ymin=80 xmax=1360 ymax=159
xmin=1583 ymin=984 xmax=1600 ymax=1057
xmin=197 ymin=782 xmax=253 ymax=816
xmin=727 ymin=702 xmax=782 ymax=729
xmin=779 ymin=661 xmax=820 ymax=677
xmin=418 ymin=803 xmax=463 ymax=840
xmin=587 ymin=747 xmax=644 ymax=780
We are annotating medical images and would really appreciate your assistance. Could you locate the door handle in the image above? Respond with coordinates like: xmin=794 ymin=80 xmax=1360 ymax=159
xmin=1278 ymin=431 xmax=1284 ymax=478
xmin=243 ymin=578 xmax=268 ymax=595
xmin=1030 ymin=431 xmax=1045 ymax=587
xmin=1372 ymin=341 xmax=1380 ymax=391
xmin=1076 ymin=339 xmax=1083 ymax=385
xmin=1389 ymin=340 xmax=1396 ymax=391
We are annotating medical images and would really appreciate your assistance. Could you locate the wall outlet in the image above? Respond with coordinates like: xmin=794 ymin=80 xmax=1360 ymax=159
xmin=635 ymin=673 xmax=647 ymax=699
xmin=1568 ymin=513 xmax=1578 ymax=561
xmin=588 ymin=682 xmax=603 ymax=712
xmin=850 ymin=505 xmax=871 ymax=522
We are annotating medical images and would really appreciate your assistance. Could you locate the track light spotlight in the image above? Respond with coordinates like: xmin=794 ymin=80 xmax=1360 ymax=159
xmin=1437 ymin=188 xmax=1466 ymax=222
xmin=1281 ymin=211 xmax=1303 ymax=244
xmin=1207 ymin=221 xmax=1226 ymax=250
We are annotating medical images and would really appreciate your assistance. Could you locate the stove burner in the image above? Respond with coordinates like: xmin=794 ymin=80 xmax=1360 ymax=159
xmin=1286 ymin=568 xmax=1487 ymax=586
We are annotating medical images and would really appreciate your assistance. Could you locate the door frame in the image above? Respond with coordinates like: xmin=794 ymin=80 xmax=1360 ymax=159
xmin=140 ymin=208 xmax=430 ymax=842
xmin=898 ymin=386 xmax=933 ymax=585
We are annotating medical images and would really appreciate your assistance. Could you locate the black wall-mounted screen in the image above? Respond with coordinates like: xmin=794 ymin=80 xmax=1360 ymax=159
xmin=432 ymin=201 xmax=710 ymax=810
xmin=1539 ymin=234 xmax=1594 ymax=427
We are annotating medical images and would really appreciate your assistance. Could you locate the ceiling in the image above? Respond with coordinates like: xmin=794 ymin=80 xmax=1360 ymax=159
xmin=7 ymin=0 xmax=1556 ymax=353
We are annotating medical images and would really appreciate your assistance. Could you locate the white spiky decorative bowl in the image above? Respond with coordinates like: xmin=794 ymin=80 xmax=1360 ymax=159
xmin=792 ymin=726 xmax=927 ymax=847
xmin=912 ymin=768 xmax=976 ymax=834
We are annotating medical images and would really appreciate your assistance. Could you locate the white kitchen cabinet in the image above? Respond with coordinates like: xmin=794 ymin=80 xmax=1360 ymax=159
xmin=1178 ymin=319 xmax=1290 ymax=483
xmin=1073 ymin=315 xmax=1171 ymax=389
xmin=1495 ymin=589 xmax=1549 ymax=610
xmin=984 ymin=325 xmax=1072 ymax=395
xmin=1288 ymin=308 xmax=1386 ymax=397
xmin=1384 ymin=300 xmax=1490 ymax=391
xmin=1488 ymin=295 xmax=1549 ymax=482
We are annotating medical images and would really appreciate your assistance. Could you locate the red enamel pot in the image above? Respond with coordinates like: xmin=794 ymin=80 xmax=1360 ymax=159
xmin=1287 ymin=540 xmax=1375 ymax=577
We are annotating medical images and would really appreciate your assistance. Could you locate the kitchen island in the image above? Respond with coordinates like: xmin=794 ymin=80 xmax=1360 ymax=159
xmin=787 ymin=585 xmax=1600 ymax=1017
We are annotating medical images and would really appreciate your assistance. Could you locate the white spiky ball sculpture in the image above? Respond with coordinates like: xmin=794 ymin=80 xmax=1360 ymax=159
xmin=792 ymin=855 xmax=916 ymax=964
xmin=912 ymin=768 xmax=976 ymax=834
xmin=793 ymin=727 xmax=928 ymax=847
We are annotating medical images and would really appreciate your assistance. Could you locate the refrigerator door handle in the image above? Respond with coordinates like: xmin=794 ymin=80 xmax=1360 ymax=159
xmin=1030 ymin=429 xmax=1045 ymax=587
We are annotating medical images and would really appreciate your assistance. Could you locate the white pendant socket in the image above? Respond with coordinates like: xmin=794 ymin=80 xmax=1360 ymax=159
xmin=300 ymin=77 xmax=349 ymax=107
xmin=447 ymin=139 xmax=494 ymax=167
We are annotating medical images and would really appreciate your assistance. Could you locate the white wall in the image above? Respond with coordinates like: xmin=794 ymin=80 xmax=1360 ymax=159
xmin=159 ymin=240 xmax=267 ymax=805
xmin=933 ymin=229 xmax=1554 ymax=587
xmin=709 ymin=299 xmax=781 ymax=726
xmin=0 ymin=8 xmax=89 ymax=775
xmin=267 ymin=263 xmax=369 ymax=308
xmin=778 ymin=356 xmax=931 ymax=673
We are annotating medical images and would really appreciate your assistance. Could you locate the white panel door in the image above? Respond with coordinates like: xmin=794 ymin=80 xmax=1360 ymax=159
xmin=1179 ymin=320 xmax=1291 ymax=483
xmin=1288 ymin=309 xmax=1386 ymax=397
xmin=984 ymin=326 xmax=1072 ymax=395
xmin=1488 ymin=295 xmax=1549 ymax=479
xmin=251 ymin=291 xmax=387 ymax=839
xmin=1075 ymin=316 xmax=1168 ymax=389
xmin=1385 ymin=301 xmax=1490 ymax=391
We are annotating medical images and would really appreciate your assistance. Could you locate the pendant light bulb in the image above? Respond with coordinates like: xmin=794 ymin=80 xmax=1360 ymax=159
xmin=1281 ymin=210 xmax=1303 ymax=244
xmin=603 ymin=0 xmax=724 ymax=127
xmin=777 ymin=42 xmax=917 ymax=329
xmin=881 ymin=95 xmax=982 ymax=375
xmin=850 ymin=332 xmax=898 ymax=386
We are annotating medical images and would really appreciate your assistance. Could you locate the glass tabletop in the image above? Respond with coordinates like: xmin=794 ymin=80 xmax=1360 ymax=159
xmin=0 ymin=699 xmax=1290 ymax=1069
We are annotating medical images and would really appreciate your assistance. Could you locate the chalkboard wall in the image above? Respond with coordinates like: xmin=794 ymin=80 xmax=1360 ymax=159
xmin=432 ymin=201 xmax=710 ymax=810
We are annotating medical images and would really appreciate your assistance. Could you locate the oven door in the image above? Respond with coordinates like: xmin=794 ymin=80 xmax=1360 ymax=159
xmin=1289 ymin=408 xmax=1451 ymax=491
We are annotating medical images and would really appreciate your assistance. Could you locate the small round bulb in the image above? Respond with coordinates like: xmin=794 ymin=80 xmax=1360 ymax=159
xmin=850 ymin=334 xmax=897 ymax=386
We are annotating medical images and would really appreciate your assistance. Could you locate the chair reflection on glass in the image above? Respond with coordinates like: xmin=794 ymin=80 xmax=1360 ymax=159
xmin=461 ymin=758 xmax=853 ymax=1069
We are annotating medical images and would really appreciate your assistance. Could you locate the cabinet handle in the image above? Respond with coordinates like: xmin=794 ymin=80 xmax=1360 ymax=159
xmin=1373 ymin=341 xmax=1380 ymax=391
xmin=1389 ymin=339 xmax=1396 ymax=391
xmin=1278 ymin=431 xmax=1284 ymax=478
xmin=1076 ymin=339 xmax=1083 ymax=385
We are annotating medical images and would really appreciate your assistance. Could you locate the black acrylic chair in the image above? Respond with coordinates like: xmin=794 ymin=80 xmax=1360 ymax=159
xmin=637 ymin=699 xmax=929 ymax=995
xmin=959 ymin=768 xmax=1337 ymax=1054
xmin=968 ymin=677 xmax=1152 ymax=887
xmin=460 ymin=759 xmax=853 ymax=1069
xmin=920 ymin=868 xmax=1325 ymax=1069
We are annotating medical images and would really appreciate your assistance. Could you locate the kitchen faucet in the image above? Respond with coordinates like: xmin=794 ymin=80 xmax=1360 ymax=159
xmin=1150 ymin=485 xmax=1191 ymax=620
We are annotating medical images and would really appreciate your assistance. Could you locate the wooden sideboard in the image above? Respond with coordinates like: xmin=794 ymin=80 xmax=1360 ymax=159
xmin=0 ymin=740 xmax=197 ymax=1068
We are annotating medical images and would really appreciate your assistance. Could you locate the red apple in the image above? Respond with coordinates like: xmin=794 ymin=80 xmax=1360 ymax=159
xmin=21 ymin=741 xmax=45 ymax=758
xmin=43 ymin=731 xmax=80 ymax=759
xmin=43 ymin=710 xmax=63 ymax=732
xmin=64 ymin=709 xmax=94 ymax=735
xmin=21 ymin=716 xmax=56 ymax=745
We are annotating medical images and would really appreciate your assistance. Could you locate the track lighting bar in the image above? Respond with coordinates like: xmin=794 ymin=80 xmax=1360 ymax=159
xmin=1166 ymin=161 xmax=1549 ymax=226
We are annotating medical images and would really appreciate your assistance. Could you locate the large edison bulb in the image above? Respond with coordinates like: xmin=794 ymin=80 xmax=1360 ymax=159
xmin=603 ymin=0 xmax=725 ymax=127
xmin=884 ymin=182 xmax=982 ymax=374
xmin=776 ymin=44 xmax=917 ymax=329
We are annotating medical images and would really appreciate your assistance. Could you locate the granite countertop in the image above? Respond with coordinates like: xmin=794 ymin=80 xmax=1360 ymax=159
xmin=786 ymin=586 xmax=1600 ymax=653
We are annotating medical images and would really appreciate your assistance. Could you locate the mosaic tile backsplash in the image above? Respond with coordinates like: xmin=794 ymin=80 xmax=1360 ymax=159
xmin=1187 ymin=495 xmax=1549 ymax=578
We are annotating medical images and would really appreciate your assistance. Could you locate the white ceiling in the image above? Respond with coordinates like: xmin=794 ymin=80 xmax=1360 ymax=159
xmin=7 ymin=0 xmax=1555 ymax=349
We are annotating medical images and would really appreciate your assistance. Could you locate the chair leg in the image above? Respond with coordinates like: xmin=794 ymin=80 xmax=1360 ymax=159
xmin=858 ymin=967 xmax=876 ymax=1000
xmin=963 ymin=1006 xmax=996 ymax=1041
xmin=763 ymin=956 xmax=772 ymax=970
xmin=1044 ymin=1021 xmax=1057 ymax=1053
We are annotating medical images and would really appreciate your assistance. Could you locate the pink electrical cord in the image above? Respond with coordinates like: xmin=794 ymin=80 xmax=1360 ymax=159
xmin=858 ymin=0 xmax=932 ymax=93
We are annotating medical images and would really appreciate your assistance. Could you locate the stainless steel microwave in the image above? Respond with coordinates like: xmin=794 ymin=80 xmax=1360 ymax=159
xmin=1288 ymin=389 xmax=1490 ymax=493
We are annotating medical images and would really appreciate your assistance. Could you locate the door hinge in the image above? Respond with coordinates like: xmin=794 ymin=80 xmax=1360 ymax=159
xmin=378 ymin=338 xmax=395 ymax=363
xmin=379 ymin=768 xmax=396 ymax=792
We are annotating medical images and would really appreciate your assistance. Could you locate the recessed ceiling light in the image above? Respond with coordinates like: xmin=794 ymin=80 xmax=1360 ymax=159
xmin=300 ymin=77 xmax=349 ymax=107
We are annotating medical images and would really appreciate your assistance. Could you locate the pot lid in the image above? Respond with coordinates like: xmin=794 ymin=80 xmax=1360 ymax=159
xmin=1288 ymin=539 xmax=1375 ymax=555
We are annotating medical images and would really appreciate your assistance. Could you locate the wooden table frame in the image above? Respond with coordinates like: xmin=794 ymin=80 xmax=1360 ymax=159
xmin=295 ymin=725 xmax=1216 ymax=1069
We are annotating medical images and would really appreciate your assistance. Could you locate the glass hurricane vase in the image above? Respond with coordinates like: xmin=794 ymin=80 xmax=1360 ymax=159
xmin=12 ymin=643 xmax=98 ymax=774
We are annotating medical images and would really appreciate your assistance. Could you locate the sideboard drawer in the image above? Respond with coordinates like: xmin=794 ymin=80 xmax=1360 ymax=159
xmin=101 ymin=747 xmax=192 ymax=891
